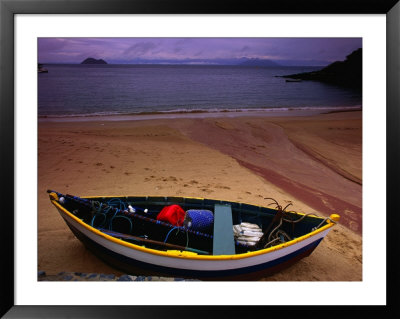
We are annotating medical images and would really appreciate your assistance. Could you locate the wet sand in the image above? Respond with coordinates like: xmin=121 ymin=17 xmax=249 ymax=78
xmin=38 ymin=110 xmax=362 ymax=280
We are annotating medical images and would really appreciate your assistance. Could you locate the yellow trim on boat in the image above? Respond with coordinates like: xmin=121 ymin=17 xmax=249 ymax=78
xmin=50 ymin=195 xmax=336 ymax=261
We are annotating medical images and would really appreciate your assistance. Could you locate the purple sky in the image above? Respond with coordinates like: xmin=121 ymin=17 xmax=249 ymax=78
xmin=38 ymin=38 xmax=362 ymax=65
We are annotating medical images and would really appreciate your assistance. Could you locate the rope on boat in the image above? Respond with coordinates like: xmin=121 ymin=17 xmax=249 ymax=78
xmin=164 ymin=227 xmax=178 ymax=243
xmin=282 ymin=212 xmax=318 ymax=224
xmin=312 ymin=216 xmax=338 ymax=231
xmin=256 ymin=197 xmax=339 ymax=249
xmin=90 ymin=212 xmax=107 ymax=228
xmin=261 ymin=213 xmax=338 ymax=248
xmin=164 ymin=226 xmax=190 ymax=249
xmin=267 ymin=217 xmax=283 ymax=242
xmin=264 ymin=230 xmax=292 ymax=248
xmin=233 ymin=223 xmax=263 ymax=247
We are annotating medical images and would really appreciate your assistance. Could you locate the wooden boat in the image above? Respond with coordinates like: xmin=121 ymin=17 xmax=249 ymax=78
xmin=38 ymin=63 xmax=48 ymax=73
xmin=48 ymin=190 xmax=340 ymax=280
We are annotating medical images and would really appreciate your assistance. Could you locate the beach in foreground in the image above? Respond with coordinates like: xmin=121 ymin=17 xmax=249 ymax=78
xmin=38 ymin=110 xmax=362 ymax=281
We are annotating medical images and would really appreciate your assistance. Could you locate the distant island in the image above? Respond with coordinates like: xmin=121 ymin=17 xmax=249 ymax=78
xmin=280 ymin=48 xmax=362 ymax=90
xmin=239 ymin=58 xmax=279 ymax=67
xmin=81 ymin=57 xmax=108 ymax=64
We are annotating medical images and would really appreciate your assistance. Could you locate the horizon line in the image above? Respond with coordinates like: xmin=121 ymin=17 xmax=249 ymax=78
xmin=38 ymin=62 xmax=328 ymax=67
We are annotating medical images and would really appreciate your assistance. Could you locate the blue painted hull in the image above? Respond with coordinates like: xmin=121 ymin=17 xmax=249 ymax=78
xmin=67 ymin=221 xmax=322 ymax=280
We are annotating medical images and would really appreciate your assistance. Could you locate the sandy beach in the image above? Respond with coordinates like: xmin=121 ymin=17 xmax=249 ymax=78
xmin=38 ymin=110 xmax=362 ymax=281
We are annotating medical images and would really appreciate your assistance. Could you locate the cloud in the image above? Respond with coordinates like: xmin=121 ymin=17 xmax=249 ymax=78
xmin=123 ymin=41 xmax=158 ymax=57
xmin=38 ymin=38 xmax=68 ymax=51
xmin=38 ymin=37 xmax=362 ymax=64
xmin=240 ymin=45 xmax=251 ymax=53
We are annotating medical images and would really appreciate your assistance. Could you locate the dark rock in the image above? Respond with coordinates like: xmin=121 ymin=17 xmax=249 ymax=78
xmin=38 ymin=270 xmax=199 ymax=281
xmin=99 ymin=273 xmax=115 ymax=280
xmin=135 ymin=276 xmax=146 ymax=281
xmin=281 ymin=48 xmax=362 ymax=90
xmin=117 ymin=275 xmax=134 ymax=281
xmin=38 ymin=270 xmax=46 ymax=277
xmin=81 ymin=57 xmax=107 ymax=65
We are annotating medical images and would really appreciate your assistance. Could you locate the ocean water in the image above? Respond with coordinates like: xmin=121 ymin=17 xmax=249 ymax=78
xmin=38 ymin=64 xmax=362 ymax=117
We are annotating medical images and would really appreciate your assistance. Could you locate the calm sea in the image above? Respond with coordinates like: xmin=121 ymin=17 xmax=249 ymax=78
xmin=38 ymin=64 xmax=362 ymax=118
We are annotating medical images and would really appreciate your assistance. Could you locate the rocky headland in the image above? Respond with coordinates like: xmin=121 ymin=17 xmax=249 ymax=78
xmin=281 ymin=48 xmax=362 ymax=90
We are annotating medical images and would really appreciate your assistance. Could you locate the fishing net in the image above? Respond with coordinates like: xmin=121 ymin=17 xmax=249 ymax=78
xmin=185 ymin=209 xmax=214 ymax=233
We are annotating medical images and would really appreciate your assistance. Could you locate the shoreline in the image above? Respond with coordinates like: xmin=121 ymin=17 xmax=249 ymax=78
xmin=38 ymin=105 xmax=362 ymax=122
xmin=38 ymin=110 xmax=362 ymax=280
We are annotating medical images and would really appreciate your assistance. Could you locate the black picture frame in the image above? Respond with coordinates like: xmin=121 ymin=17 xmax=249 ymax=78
xmin=1 ymin=0 xmax=399 ymax=317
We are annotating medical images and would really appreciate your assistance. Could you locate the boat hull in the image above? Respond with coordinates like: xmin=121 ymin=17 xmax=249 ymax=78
xmin=56 ymin=205 xmax=330 ymax=280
